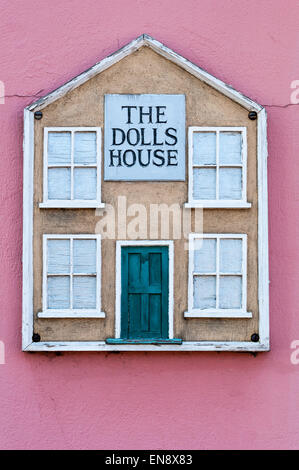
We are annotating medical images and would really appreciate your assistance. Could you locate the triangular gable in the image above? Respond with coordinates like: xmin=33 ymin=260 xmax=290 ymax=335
xmin=26 ymin=34 xmax=263 ymax=113
xmin=22 ymin=34 xmax=269 ymax=352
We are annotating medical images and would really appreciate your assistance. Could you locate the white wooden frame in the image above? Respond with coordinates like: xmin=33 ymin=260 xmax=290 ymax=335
xmin=38 ymin=234 xmax=105 ymax=319
xmin=184 ymin=233 xmax=251 ymax=318
xmin=185 ymin=127 xmax=251 ymax=209
xmin=39 ymin=127 xmax=105 ymax=209
xmin=22 ymin=35 xmax=269 ymax=351
xmin=114 ymin=240 xmax=174 ymax=340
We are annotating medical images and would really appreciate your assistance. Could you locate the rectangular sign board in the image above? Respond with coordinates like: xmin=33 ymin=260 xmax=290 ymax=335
xmin=104 ymin=94 xmax=185 ymax=181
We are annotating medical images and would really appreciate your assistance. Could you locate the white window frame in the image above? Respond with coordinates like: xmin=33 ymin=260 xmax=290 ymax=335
xmin=40 ymin=127 xmax=105 ymax=209
xmin=38 ymin=234 xmax=105 ymax=318
xmin=185 ymin=127 xmax=251 ymax=209
xmin=185 ymin=233 xmax=252 ymax=318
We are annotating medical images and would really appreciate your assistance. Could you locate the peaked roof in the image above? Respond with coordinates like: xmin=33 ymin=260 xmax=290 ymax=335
xmin=26 ymin=34 xmax=263 ymax=112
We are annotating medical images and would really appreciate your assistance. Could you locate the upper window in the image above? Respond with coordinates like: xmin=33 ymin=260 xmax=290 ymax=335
xmin=186 ymin=127 xmax=251 ymax=208
xmin=185 ymin=233 xmax=251 ymax=318
xmin=40 ymin=127 xmax=104 ymax=208
xmin=38 ymin=234 xmax=104 ymax=318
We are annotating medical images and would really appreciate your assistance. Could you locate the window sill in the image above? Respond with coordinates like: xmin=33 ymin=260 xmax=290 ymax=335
xmin=185 ymin=201 xmax=252 ymax=209
xmin=38 ymin=311 xmax=106 ymax=318
xmin=106 ymin=338 xmax=183 ymax=345
xmin=39 ymin=201 xmax=105 ymax=209
xmin=184 ymin=311 xmax=252 ymax=319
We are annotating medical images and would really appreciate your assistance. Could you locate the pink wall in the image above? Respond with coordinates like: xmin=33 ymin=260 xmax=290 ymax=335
xmin=0 ymin=0 xmax=298 ymax=450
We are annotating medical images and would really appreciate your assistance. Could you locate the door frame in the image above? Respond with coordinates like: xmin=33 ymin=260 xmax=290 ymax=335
xmin=115 ymin=240 xmax=174 ymax=339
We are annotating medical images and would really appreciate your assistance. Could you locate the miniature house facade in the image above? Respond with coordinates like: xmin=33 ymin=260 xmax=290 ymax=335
xmin=22 ymin=35 xmax=269 ymax=352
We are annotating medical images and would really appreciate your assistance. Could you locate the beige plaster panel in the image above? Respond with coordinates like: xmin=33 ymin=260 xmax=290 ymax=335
xmin=33 ymin=46 xmax=258 ymax=342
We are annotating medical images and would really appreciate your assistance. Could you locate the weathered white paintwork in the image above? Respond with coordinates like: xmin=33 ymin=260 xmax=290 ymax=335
xmin=27 ymin=35 xmax=263 ymax=113
xmin=38 ymin=234 xmax=105 ymax=319
xmin=40 ymin=127 xmax=104 ymax=209
xmin=185 ymin=234 xmax=250 ymax=318
xmin=187 ymin=127 xmax=250 ymax=208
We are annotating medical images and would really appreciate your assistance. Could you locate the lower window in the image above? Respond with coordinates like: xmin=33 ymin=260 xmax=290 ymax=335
xmin=185 ymin=233 xmax=252 ymax=318
xmin=38 ymin=234 xmax=104 ymax=318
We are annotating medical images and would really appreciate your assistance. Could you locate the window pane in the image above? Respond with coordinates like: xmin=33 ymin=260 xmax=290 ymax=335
xmin=47 ymin=276 xmax=70 ymax=309
xmin=74 ymin=168 xmax=97 ymax=200
xmin=219 ymin=132 xmax=242 ymax=165
xmin=193 ymin=276 xmax=216 ymax=309
xmin=194 ymin=238 xmax=216 ymax=273
xmin=219 ymin=168 xmax=242 ymax=199
xmin=47 ymin=239 xmax=70 ymax=274
xmin=74 ymin=132 xmax=97 ymax=164
xmin=48 ymin=168 xmax=71 ymax=200
xmin=219 ymin=276 xmax=242 ymax=309
xmin=220 ymin=239 xmax=242 ymax=273
xmin=73 ymin=239 xmax=97 ymax=274
xmin=48 ymin=132 xmax=71 ymax=164
xmin=193 ymin=168 xmax=216 ymax=200
xmin=193 ymin=132 xmax=216 ymax=165
xmin=73 ymin=276 xmax=96 ymax=309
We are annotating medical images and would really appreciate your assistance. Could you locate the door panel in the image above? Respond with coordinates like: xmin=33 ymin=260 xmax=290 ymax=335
xmin=121 ymin=246 xmax=169 ymax=339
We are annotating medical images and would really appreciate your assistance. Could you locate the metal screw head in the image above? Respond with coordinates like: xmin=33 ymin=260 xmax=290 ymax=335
xmin=34 ymin=111 xmax=43 ymax=120
xmin=32 ymin=333 xmax=41 ymax=342
xmin=248 ymin=111 xmax=257 ymax=120
xmin=251 ymin=333 xmax=259 ymax=343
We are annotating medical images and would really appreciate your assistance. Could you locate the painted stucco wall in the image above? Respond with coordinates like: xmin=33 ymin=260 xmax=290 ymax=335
xmin=0 ymin=0 xmax=298 ymax=450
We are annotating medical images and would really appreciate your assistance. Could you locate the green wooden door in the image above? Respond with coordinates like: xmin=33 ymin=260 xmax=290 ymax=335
xmin=121 ymin=246 xmax=169 ymax=339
